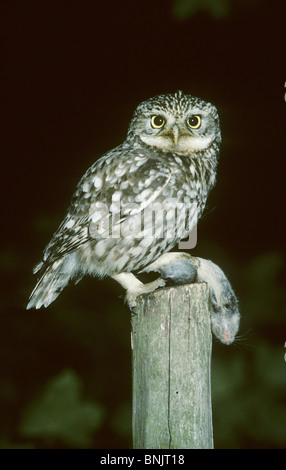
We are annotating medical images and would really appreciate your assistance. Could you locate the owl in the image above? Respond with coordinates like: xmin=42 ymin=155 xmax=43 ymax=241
xmin=27 ymin=91 xmax=221 ymax=309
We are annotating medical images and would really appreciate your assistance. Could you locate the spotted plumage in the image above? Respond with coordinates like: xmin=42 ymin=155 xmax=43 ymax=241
xmin=27 ymin=91 xmax=221 ymax=309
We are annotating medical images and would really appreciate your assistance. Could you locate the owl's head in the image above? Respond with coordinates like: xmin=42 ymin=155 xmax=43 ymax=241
xmin=127 ymin=91 xmax=221 ymax=155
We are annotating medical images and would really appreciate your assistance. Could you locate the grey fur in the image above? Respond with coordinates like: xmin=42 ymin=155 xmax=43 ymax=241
xmin=143 ymin=252 xmax=240 ymax=345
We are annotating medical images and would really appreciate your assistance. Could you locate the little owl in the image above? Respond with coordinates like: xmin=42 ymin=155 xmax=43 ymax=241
xmin=27 ymin=91 xmax=221 ymax=309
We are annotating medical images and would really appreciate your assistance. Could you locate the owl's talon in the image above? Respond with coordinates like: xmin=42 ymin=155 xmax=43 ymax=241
xmin=126 ymin=293 xmax=138 ymax=309
xmin=126 ymin=277 xmax=166 ymax=308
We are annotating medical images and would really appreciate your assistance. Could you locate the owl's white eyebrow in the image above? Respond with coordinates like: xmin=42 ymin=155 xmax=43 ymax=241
xmin=147 ymin=111 xmax=166 ymax=116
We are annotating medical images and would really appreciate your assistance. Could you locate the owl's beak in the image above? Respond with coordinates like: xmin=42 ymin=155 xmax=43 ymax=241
xmin=171 ymin=125 xmax=179 ymax=146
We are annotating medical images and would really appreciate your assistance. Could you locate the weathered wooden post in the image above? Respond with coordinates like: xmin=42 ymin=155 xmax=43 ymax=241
xmin=131 ymin=282 xmax=213 ymax=449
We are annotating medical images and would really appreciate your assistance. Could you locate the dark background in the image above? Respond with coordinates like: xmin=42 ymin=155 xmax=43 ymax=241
xmin=1 ymin=0 xmax=285 ymax=448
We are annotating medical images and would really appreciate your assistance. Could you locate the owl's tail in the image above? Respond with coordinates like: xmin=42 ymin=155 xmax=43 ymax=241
xmin=26 ymin=255 xmax=78 ymax=309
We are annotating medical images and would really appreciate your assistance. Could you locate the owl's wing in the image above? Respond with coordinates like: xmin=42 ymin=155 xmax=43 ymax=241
xmin=34 ymin=215 xmax=90 ymax=273
xmin=35 ymin=146 xmax=174 ymax=272
xmin=92 ymin=169 xmax=173 ymax=238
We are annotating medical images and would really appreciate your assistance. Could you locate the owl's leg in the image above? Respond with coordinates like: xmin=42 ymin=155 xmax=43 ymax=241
xmin=142 ymin=252 xmax=199 ymax=284
xmin=112 ymin=272 xmax=166 ymax=308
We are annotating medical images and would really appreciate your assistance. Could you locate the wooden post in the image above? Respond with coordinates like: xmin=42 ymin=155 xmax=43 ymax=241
xmin=131 ymin=283 xmax=213 ymax=449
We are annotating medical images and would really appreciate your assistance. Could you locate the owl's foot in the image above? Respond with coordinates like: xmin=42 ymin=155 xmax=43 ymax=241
xmin=125 ymin=277 xmax=166 ymax=308
xmin=112 ymin=272 xmax=166 ymax=308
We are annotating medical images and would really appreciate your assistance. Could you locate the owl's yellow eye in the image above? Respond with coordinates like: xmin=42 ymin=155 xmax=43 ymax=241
xmin=187 ymin=115 xmax=201 ymax=129
xmin=151 ymin=115 xmax=165 ymax=129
